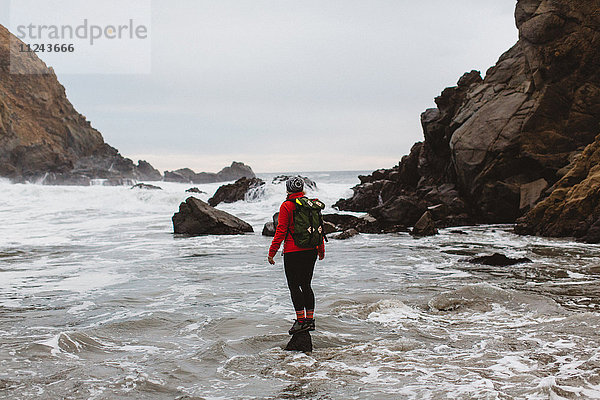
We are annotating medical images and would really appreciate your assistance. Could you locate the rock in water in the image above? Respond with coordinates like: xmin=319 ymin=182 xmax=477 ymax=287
xmin=285 ymin=331 xmax=312 ymax=353
xmin=322 ymin=213 xmax=390 ymax=234
xmin=331 ymin=229 xmax=359 ymax=240
xmin=262 ymin=212 xmax=279 ymax=237
xmin=186 ymin=187 xmax=205 ymax=194
xmin=468 ymin=253 xmax=533 ymax=266
xmin=323 ymin=221 xmax=338 ymax=235
xmin=208 ymin=177 xmax=265 ymax=206
xmin=131 ymin=183 xmax=162 ymax=190
xmin=411 ymin=211 xmax=438 ymax=237
xmin=262 ymin=222 xmax=275 ymax=236
xmin=172 ymin=197 xmax=253 ymax=235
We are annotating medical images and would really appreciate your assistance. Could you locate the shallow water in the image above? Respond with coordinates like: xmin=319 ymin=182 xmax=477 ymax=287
xmin=1 ymin=173 xmax=599 ymax=399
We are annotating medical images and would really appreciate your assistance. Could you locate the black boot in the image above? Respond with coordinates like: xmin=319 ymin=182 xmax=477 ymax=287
xmin=288 ymin=319 xmax=309 ymax=335
xmin=304 ymin=318 xmax=315 ymax=331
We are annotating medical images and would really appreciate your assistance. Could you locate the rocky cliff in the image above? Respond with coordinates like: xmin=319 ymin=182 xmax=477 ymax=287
xmin=0 ymin=24 xmax=161 ymax=184
xmin=336 ymin=0 xmax=600 ymax=232
xmin=516 ymin=133 xmax=600 ymax=243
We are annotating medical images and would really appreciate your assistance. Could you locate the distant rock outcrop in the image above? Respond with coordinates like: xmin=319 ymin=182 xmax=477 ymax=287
xmin=335 ymin=0 xmax=600 ymax=233
xmin=136 ymin=160 xmax=162 ymax=181
xmin=172 ymin=197 xmax=253 ymax=235
xmin=0 ymin=25 xmax=161 ymax=184
xmin=164 ymin=162 xmax=255 ymax=184
xmin=208 ymin=177 xmax=265 ymax=207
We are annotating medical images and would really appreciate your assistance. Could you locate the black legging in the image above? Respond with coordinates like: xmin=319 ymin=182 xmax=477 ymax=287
xmin=283 ymin=249 xmax=317 ymax=311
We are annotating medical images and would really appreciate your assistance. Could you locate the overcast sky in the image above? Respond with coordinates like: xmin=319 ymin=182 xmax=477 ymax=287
xmin=1 ymin=0 xmax=518 ymax=173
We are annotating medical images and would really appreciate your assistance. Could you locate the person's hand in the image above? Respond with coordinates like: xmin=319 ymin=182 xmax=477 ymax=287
xmin=318 ymin=253 xmax=325 ymax=260
xmin=268 ymin=255 xmax=275 ymax=265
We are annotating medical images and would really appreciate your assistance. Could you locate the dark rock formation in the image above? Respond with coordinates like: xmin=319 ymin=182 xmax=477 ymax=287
xmin=164 ymin=162 xmax=255 ymax=184
xmin=164 ymin=169 xmax=194 ymax=183
xmin=185 ymin=187 xmax=205 ymax=194
xmin=468 ymin=253 xmax=533 ymax=266
xmin=411 ymin=211 xmax=438 ymax=237
xmin=136 ymin=160 xmax=162 ymax=181
xmin=262 ymin=222 xmax=275 ymax=236
xmin=262 ymin=212 xmax=279 ymax=237
xmin=272 ymin=175 xmax=317 ymax=191
xmin=218 ymin=162 xmax=255 ymax=182
xmin=516 ymin=134 xmax=600 ymax=243
xmin=131 ymin=183 xmax=162 ymax=190
xmin=0 ymin=25 xmax=161 ymax=184
xmin=335 ymin=0 xmax=600 ymax=230
xmin=323 ymin=221 xmax=338 ymax=235
xmin=208 ymin=177 xmax=265 ymax=207
xmin=331 ymin=229 xmax=359 ymax=240
xmin=285 ymin=331 xmax=312 ymax=353
xmin=172 ymin=197 xmax=253 ymax=235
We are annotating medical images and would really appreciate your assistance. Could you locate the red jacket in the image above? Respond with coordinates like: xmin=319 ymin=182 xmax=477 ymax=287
xmin=269 ymin=191 xmax=325 ymax=258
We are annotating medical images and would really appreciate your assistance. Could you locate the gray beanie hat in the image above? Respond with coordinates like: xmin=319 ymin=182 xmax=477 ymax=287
xmin=286 ymin=177 xmax=304 ymax=193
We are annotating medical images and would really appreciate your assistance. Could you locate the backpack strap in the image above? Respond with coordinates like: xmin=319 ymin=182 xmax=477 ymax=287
xmin=281 ymin=199 xmax=296 ymax=256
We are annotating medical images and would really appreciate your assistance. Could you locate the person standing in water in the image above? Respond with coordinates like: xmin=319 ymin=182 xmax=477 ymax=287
xmin=268 ymin=177 xmax=325 ymax=335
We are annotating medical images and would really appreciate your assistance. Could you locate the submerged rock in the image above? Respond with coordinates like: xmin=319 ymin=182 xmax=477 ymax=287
xmin=331 ymin=229 xmax=359 ymax=240
xmin=411 ymin=211 xmax=438 ymax=237
xmin=285 ymin=331 xmax=312 ymax=353
xmin=172 ymin=197 xmax=253 ymax=235
xmin=131 ymin=183 xmax=162 ymax=190
xmin=208 ymin=177 xmax=265 ymax=207
xmin=468 ymin=253 xmax=533 ymax=267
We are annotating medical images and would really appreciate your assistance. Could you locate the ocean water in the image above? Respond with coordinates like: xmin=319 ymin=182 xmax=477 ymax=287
xmin=1 ymin=171 xmax=600 ymax=399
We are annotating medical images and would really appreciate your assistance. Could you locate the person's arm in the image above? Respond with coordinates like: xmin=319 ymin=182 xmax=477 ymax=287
xmin=268 ymin=202 xmax=291 ymax=261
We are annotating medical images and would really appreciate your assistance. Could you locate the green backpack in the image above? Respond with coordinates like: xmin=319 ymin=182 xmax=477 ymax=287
xmin=288 ymin=197 xmax=327 ymax=248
